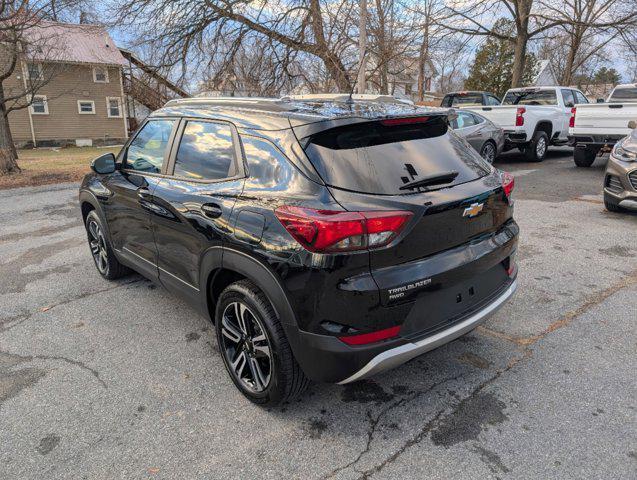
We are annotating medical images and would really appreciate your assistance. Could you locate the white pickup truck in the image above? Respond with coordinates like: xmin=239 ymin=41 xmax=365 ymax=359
xmin=462 ymin=86 xmax=589 ymax=162
xmin=568 ymin=83 xmax=637 ymax=167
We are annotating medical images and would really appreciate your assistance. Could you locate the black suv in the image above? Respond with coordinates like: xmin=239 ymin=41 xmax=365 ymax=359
xmin=79 ymin=96 xmax=518 ymax=405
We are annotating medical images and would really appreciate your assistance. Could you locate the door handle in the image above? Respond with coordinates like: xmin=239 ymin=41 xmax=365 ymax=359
xmin=201 ymin=203 xmax=223 ymax=218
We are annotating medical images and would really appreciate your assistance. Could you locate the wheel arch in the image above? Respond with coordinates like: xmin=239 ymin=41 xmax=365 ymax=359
xmin=78 ymin=190 xmax=113 ymax=241
xmin=534 ymin=121 xmax=553 ymax=139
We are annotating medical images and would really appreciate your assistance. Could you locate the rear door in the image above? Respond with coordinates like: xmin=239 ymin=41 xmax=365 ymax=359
xmin=150 ymin=119 xmax=245 ymax=299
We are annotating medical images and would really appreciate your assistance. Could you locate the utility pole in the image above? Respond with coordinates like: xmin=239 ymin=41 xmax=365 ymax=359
xmin=358 ymin=0 xmax=367 ymax=94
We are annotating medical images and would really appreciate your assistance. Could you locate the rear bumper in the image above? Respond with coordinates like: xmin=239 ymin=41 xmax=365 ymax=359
xmin=568 ymin=134 xmax=625 ymax=148
xmin=339 ymin=278 xmax=517 ymax=384
xmin=504 ymin=131 xmax=527 ymax=146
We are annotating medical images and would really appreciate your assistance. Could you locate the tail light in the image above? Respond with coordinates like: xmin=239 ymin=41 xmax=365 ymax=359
xmin=275 ymin=206 xmax=412 ymax=253
xmin=339 ymin=325 xmax=401 ymax=345
xmin=569 ymin=107 xmax=576 ymax=128
xmin=515 ymin=107 xmax=525 ymax=126
xmin=502 ymin=171 xmax=514 ymax=201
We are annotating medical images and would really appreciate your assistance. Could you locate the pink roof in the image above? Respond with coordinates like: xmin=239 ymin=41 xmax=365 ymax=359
xmin=26 ymin=21 xmax=126 ymax=66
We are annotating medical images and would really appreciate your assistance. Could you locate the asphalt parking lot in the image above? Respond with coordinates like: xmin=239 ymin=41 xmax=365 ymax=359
xmin=1 ymin=147 xmax=636 ymax=480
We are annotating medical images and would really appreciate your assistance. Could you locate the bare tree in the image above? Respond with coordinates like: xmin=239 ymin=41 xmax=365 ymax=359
xmin=537 ymin=0 xmax=637 ymax=85
xmin=114 ymin=0 xmax=358 ymax=92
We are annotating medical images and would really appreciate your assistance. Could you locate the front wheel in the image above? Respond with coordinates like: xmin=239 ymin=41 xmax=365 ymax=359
xmin=84 ymin=210 xmax=129 ymax=280
xmin=215 ymin=280 xmax=310 ymax=406
xmin=573 ymin=146 xmax=596 ymax=167
xmin=524 ymin=131 xmax=549 ymax=162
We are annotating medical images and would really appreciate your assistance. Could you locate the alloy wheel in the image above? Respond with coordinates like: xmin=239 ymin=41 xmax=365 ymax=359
xmin=87 ymin=220 xmax=108 ymax=274
xmin=536 ymin=137 xmax=547 ymax=157
xmin=481 ymin=143 xmax=496 ymax=163
xmin=220 ymin=301 xmax=272 ymax=393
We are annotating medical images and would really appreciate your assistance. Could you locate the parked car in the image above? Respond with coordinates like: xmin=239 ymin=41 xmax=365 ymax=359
xmin=79 ymin=95 xmax=519 ymax=405
xmin=603 ymin=121 xmax=637 ymax=212
xmin=451 ymin=110 xmax=505 ymax=163
xmin=568 ymin=83 xmax=637 ymax=167
xmin=463 ymin=86 xmax=590 ymax=162
xmin=441 ymin=91 xmax=501 ymax=108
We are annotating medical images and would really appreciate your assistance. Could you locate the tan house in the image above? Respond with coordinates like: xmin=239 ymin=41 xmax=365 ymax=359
xmin=6 ymin=21 xmax=128 ymax=147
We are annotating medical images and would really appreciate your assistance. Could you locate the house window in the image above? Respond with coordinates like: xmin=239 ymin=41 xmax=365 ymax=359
xmin=77 ymin=100 xmax=95 ymax=114
xmin=106 ymin=97 xmax=122 ymax=117
xmin=30 ymin=95 xmax=49 ymax=115
xmin=27 ymin=63 xmax=43 ymax=81
xmin=93 ymin=67 xmax=109 ymax=83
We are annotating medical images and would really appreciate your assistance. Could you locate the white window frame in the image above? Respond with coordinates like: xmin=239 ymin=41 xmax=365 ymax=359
xmin=106 ymin=97 xmax=122 ymax=118
xmin=77 ymin=99 xmax=96 ymax=114
xmin=30 ymin=95 xmax=49 ymax=115
xmin=93 ymin=66 xmax=109 ymax=83
xmin=26 ymin=62 xmax=43 ymax=81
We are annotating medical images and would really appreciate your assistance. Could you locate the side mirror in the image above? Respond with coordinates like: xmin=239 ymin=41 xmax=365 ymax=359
xmin=90 ymin=153 xmax=117 ymax=174
xmin=628 ymin=120 xmax=636 ymax=129
xmin=596 ymin=98 xmax=605 ymax=103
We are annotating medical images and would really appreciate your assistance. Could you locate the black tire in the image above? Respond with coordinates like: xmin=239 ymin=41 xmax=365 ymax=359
xmin=480 ymin=141 xmax=497 ymax=163
xmin=84 ymin=210 xmax=129 ymax=280
xmin=604 ymin=193 xmax=623 ymax=212
xmin=215 ymin=280 xmax=310 ymax=406
xmin=573 ymin=146 xmax=596 ymax=167
xmin=524 ymin=131 xmax=549 ymax=162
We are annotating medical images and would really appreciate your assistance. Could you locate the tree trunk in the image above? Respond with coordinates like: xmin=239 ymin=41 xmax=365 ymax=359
xmin=511 ymin=31 xmax=528 ymax=87
xmin=358 ymin=0 xmax=367 ymax=94
xmin=0 ymin=82 xmax=20 ymax=175
xmin=417 ymin=22 xmax=429 ymax=102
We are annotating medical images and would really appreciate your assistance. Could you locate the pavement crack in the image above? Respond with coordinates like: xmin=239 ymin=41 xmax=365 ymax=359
xmin=0 ymin=350 xmax=107 ymax=389
xmin=0 ymin=278 xmax=144 ymax=334
xmin=478 ymin=270 xmax=637 ymax=347
xmin=323 ymin=374 xmax=462 ymax=479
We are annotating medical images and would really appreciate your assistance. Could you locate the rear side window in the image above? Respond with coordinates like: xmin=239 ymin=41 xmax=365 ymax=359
xmin=486 ymin=95 xmax=501 ymax=106
xmin=502 ymin=90 xmax=557 ymax=105
xmin=125 ymin=119 xmax=175 ymax=173
xmin=303 ymin=116 xmax=490 ymax=195
xmin=173 ymin=121 xmax=236 ymax=180
xmin=561 ymin=89 xmax=575 ymax=107
xmin=609 ymin=87 xmax=637 ymax=103
xmin=452 ymin=112 xmax=478 ymax=129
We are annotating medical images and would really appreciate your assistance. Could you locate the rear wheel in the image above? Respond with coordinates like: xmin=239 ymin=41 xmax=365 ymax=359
xmin=215 ymin=280 xmax=309 ymax=406
xmin=84 ymin=210 xmax=129 ymax=280
xmin=573 ymin=146 xmax=596 ymax=167
xmin=480 ymin=141 xmax=497 ymax=163
xmin=524 ymin=131 xmax=549 ymax=162
xmin=604 ymin=193 xmax=623 ymax=212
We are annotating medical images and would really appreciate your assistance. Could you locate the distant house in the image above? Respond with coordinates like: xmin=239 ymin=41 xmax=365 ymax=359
xmin=6 ymin=21 xmax=128 ymax=148
xmin=366 ymin=57 xmax=438 ymax=102
xmin=532 ymin=60 xmax=558 ymax=86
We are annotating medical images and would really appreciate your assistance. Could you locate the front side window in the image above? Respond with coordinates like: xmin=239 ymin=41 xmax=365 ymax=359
xmin=574 ymin=91 xmax=589 ymax=104
xmin=609 ymin=87 xmax=637 ymax=103
xmin=486 ymin=95 xmax=501 ymax=106
xmin=93 ymin=67 xmax=109 ymax=83
xmin=30 ymin=95 xmax=48 ymax=115
xmin=173 ymin=121 xmax=236 ymax=180
xmin=124 ymin=120 xmax=175 ymax=173
xmin=78 ymin=100 xmax=95 ymax=114
xmin=107 ymin=97 xmax=122 ymax=117
xmin=502 ymin=89 xmax=557 ymax=105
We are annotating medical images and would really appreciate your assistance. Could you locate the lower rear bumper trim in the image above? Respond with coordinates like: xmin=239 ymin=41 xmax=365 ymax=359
xmin=337 ymin=279 xmax=518 ymax=384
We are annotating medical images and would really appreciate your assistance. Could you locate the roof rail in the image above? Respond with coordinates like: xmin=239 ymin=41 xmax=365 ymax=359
xmin=164 ymin=96 xmax=290 ymax=110
xmin=282 ymin=93 xmax=413 ymax=105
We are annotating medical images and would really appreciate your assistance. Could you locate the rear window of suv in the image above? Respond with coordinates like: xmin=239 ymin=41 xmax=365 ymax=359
xmin=609 ymin=87 xmax=637 ymax=103
xmin=502 ymin=90 xmax=557 ymax=105
xmin=303 ymin=116 xmax=490 ymax=195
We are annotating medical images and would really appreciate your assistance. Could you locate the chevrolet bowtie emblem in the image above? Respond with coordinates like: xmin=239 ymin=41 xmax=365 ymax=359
xmin=463 ymin=202 xmax=484 ymax=218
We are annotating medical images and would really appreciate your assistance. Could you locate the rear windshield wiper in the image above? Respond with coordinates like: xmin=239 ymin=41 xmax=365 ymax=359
xmin=398 ymin=171 xmax=459 ymax=191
